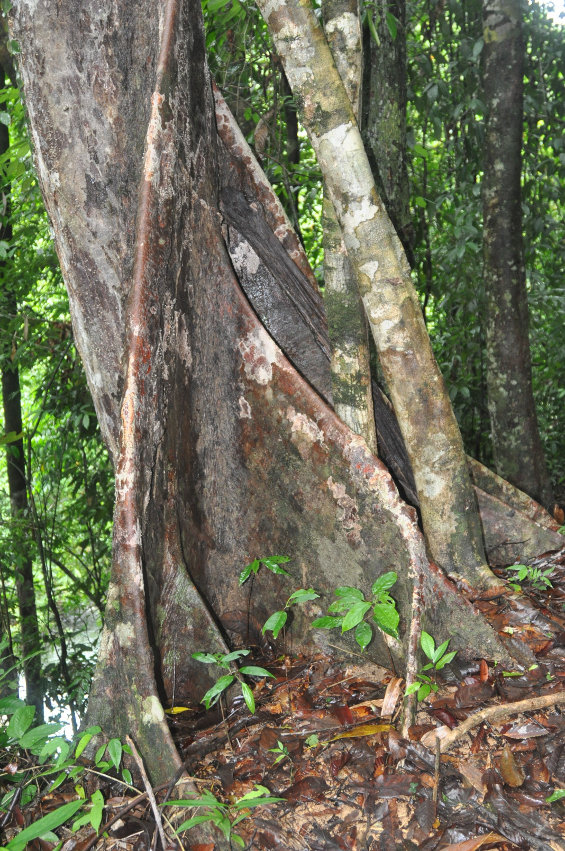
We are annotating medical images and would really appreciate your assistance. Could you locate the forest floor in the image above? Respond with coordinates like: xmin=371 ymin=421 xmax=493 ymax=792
xmin=4 ymin=549 xmax=565 ymax=851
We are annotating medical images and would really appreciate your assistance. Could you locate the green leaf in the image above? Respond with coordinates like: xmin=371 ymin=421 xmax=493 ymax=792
xmin=239 ymin=666 xmax=275 ymax=678
xmin=239 ymin=558 xmax=259 ymax=585
xmin=432 ymin=639 xmax=450 ymax=664
xmin=311 ymin=615 xmax=343 ymax=629
xmin=4 ymin=799 xmax=83 ymax=851
xmin=176 ymin=813 xmax=218 ymax=833
xmin=385 ymin=11 xmax=398 ymax=40
xmin=371 ymin=572 xmax=397 ymax=596
xmin=94 ymin=743 xmax=106 ymax=765
xmin=420 ymin=631 xmax=435 ymax=661
xmin=434 ymin=651 xmax=457 ymax=671
xmin=191 ymin=652 xmax=219 ymax=664
xmin=342 ymin=601 xmax=372 ymax=632
xmin=89 ymin=789 xmax=104 ymax=832
xmin=261 ymin=555 xmax=291 ymax=575
xmin=546 ymin=789 xmax=565 ymax=803
xmin=122 ymin=768 xmax=133 ymax=785
xmin=201 ymin=675 xmax=235 ymax=709
xmin=418 ymin=682 xmax=432 ymax=701
xmin=355 ymin=621 xmax=372 ymax=651
xmin=372 ymin=602 xmax=399 ymax=638
xmin=335 ymin=586 xmax=364 ymax=600
xmin=7 ymin=705 xmax=35 ymax=740
xmin=234 ymin=788 xmax=284 ymax=808
xmin=241 ymin=682 xmax=255 ymax=714
xmin=0 ymin=696 xmax=24 ymax=714
xmin=414 ymin=196 xmax=426 ymax=208
xmin=262 ymin=610 xmax=287 ymax=638
xmin=75 ymin=730 xmax=96 ymax=759
xmin=287 ymin=588 xmax=319 ymax=605
xmin=108 ymin=738 xmax=122 ymax=770
xmin=221 ymin=649 xmax=249 ymax=663
xmin=18 ymin=723 xmax=63 ymax=751
xmin=405 ymin=682 xmax=421 ymax=695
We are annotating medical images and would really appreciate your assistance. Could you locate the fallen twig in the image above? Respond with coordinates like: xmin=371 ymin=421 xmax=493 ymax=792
xmin=126 ymin=736 xmax=169 ymax=850
xmin=435 ymin=689 xmax=565 ymax=752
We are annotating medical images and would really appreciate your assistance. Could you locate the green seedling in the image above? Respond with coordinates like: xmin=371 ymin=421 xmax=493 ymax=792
xmin=268 ymin=739 xmax=291 ymax=766
xmin=546 ymin=788 xmax=565 ymax=804
xmin=192 ymin=649 xmax=274 ymax=714
xmin=239 ymin=555 xmax=291 ymax=585
xmin=305 ymin=733 xmax=320 ymax=748
xmin=405 ymin=631 xmax=457 ymax=702
xmin=506 ymin=562 xmax=554 ymax=592
xmin=311 ymin=572 xmax=400 ymax=651
xmin=163 ymin=784 xmax=284 ymax=848
xmin=262 ymin=588 xmax=320 ymax=639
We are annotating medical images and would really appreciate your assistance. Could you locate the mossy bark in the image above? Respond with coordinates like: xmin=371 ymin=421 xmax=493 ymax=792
xmin=321 ymin=0 xmax=377 ymax=453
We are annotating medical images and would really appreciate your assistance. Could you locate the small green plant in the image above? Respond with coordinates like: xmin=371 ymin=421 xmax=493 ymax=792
xmin=268 ymin=739 xmax=290 ymax=766
xmin=506 ymin=562 xmax=554 ymax=592
xmin=0 ymin=707 xmax=134 ymax=851
xmin=305 ymin=733 xmax=320 ymax=748
xmin=262 ymin=588 xmax=320 ymax=638
xmin=192 ymin=649 xmax=274 ymax=714
xmin=311 ymin=572 xmax=400 ymax=651
xmin=546 ymin=788 xmax=565 ymax=804
xmin=405 ymin=631 xmax=457 ymax=701
xmin=164 ymin=784 xmax=284 ymax=847
xmin=239 ymin=555 xmax=291 ymax=585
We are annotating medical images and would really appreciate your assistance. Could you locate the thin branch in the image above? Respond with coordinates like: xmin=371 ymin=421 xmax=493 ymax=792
xmin=436 ymin=689 xmax=565 ymax=752
xmin=126 ymin=736 xmax=169 ymax=850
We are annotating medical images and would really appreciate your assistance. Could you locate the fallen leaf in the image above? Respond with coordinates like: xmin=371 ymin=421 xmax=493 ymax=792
xmin=499 ymin=745 xmax=525 ymax=787
xmin=321 ymin=723 xmax=391 ymax=743
xmin=381 ymin=677 xmax=404 ymax=718
xmin=441 ymin=832 xmax=509 ymax=851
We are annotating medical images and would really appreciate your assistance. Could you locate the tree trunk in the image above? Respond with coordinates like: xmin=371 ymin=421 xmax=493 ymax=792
xmin=482 ymin=0 xmax=554 ymax=510
xmin=256 ymin=0 xmax=495 ymax=590
xmin=361 ymin=0 xmax=414 ymax=264
xmin=321 ymin=0 xmax=377 ymax=453
xmin=13 ymin=0 xmax=552 ymax=789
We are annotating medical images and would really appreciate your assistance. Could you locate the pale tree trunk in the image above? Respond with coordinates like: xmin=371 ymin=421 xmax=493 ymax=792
xmin=321 ymin=0 xmax=377 ymax=454
xmin=482 ymin=0 xmax=554 ymax=510
xmin=13 ymin=0 xmax=554 ymax=791
xmin=256 ymin=0 xmax=494 ymax=590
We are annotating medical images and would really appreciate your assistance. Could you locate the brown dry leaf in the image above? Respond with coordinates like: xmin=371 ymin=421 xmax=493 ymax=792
xmin=441 ymin=832 xmax=509 ymax=851
xmin=381 ymin=677 xmax=404 ymax=718
xmin=499 ymin=744 xmax=525 ymax=787
xmin=454 ymin=758 xmax=486 ymax=794
xmin=321 ymin=723 xmax=391 ymax=743
xmin=420 ymin=725 xmax=449 ymax=748
xmin=502 ymin=720 xmax=549 ymax=739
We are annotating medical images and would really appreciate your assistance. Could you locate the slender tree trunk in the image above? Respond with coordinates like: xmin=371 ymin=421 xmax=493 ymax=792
xmin=322 ymin=0 xmax=377 ymax=453
xmin=361 ymin=0 xmax=414 ymax=264
xmin=0 ymin=67 xmax=43 ymax=719
xmin=482 ymin=0 xmax=554 ymax=509
xmin=257 ymin=0 xmax=495 ymax=590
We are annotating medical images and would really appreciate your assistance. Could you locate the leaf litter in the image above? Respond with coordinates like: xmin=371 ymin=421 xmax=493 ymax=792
xmin=2 ymin=548 xmax=564 ymax=851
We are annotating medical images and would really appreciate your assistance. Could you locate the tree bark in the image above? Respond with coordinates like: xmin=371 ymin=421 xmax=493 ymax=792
xmin=482 ymin=0 xmax=554 ymax=509
xmin=256 ymin=0 xmax=495 ymax=590
xmin=321 ymin=0 xmax=377 ymax=454
xmin=361 ymin=0 xmax=414 ymax=264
